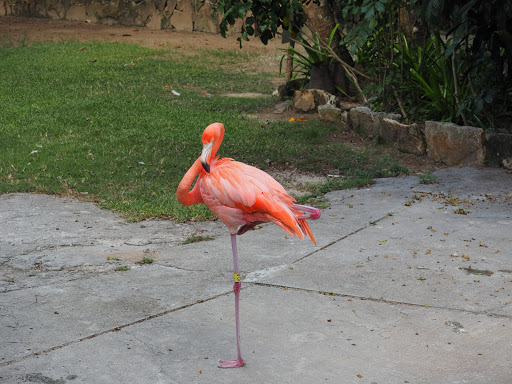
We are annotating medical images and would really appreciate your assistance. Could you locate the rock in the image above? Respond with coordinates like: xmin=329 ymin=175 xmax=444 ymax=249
xmin=193 ymin=1 xmax=219 ymax=33
xmin=318 ymin=104 xmax=343 ymax=124
xmin=425 ymin=121 xmax=486 ymax=166
xmin=277 ymin=79 xmax=302 ymax=100
xmin=275 ymin=100 xmax=293 ymax=114
xmin=171 ymin=0 xmax=194 ymax=31
xmin=294 ymin=90 xmax=315 ymax=112
xmin=340 ymin=111 xmax=348 ymax=124
xmin=2 ymin=0 xmax=219 ymax=32
xmin=338 ymin=100 xmax=361 ymax=111
xmin=47 ymin=9 xmax=61 ymax=20
xmin=66 ymin=5 xmax=86 ymax=21
xmin=485 ymin=133 xmax=512 ymax=167
xmin=349 ymin=107 xmax=424 ymax=154
xmin=380 ymin=119 xmax=426 ymax=156
xmin=348 ymin=106 xmax=381 ymax=138
xmin=503 ymin=158 xmax=512 ymax=170
xmin=293 ymin=89 xmax=331 ymax=112
xmin=138 ymin=1 xmax=159 ymax=26
xmin=145 ymin=13 xmax=163 ymax=30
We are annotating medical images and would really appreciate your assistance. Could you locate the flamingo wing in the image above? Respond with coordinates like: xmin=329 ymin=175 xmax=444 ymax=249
xmin=199 ymin=158 xmax=308 ymax=239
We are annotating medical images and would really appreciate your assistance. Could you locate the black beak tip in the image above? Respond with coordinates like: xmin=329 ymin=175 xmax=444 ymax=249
xmin=201 ymin=161 xmax=210 ymax=173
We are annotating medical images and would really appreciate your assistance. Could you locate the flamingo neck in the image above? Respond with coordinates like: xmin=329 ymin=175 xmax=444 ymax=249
xmin=176 ymin=158 xmax=204 ymax=206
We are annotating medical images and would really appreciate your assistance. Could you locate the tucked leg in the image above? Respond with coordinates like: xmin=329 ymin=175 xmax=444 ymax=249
xmin=293 ymin=203 xmax=321 ymax=220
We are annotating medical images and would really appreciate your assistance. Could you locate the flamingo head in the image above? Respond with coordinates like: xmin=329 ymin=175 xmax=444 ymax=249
xmin=201 ymin=123 xmax=224 ymax=173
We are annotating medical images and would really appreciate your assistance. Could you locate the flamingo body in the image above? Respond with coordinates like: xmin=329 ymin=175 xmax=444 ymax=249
xmin=176 ymin=122 xmax=320 ymax=368
xmin=201 ymin=157 xmax=317 ymax=242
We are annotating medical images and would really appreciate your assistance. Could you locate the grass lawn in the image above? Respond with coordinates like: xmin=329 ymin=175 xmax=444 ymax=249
xmin=0 ymin=40 xmax=408 ymax=222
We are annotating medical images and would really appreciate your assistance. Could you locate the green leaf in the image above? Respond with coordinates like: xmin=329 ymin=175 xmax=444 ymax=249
xmin=375 ymin=2 xmax=385 ymax=13
xmin=328 ymin=24 xmax=340 ymax=46
xmin=364 ymin=7 xmax=375 ymax=21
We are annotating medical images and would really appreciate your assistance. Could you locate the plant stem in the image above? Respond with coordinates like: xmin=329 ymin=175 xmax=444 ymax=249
xmin=276 ymin=26 xmax=371 ymax=102
xmin=451 ymin=52 xmax=467 ymax=125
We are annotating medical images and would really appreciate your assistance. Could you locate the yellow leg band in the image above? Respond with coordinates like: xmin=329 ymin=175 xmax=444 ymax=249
xmin=234 ymin=273 xmax=241 ymax=283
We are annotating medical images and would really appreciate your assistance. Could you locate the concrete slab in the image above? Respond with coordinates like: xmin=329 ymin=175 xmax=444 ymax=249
xmin=2 ymin=287 xmax=511 ymax=383
xmin=1 ymin=166 xmax=511 ymax=383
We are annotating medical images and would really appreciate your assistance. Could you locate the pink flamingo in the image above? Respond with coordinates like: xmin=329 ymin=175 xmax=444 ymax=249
xmin=176 ymin=122 xmax=321 ymax=368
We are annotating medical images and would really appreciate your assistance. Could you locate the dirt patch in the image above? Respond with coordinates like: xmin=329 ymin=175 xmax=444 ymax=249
xmin=221 ymin=92 xmax=269 ymax=98
xmin=1 ymin=15 xmax=445 ymax=184
xmin=0 ymin=15 xmax=284 ymax=71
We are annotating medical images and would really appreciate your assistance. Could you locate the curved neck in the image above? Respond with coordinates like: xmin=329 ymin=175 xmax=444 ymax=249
xmin=210 ymin=130 xmax=223 ymax=162
xmin=176 ymin=158 xmax=204 ymax=206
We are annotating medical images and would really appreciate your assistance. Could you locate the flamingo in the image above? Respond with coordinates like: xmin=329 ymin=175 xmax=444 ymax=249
xmin=176 ymin=122 xmax=321 ymax=368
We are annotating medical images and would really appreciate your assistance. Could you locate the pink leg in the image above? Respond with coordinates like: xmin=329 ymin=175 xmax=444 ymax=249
xmin=218 ymin=234 xmax=245 ymax=368
xmin=293 ymin=203 xmax=321 ymax=220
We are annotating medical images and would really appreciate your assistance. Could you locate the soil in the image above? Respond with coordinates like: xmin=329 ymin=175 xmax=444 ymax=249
xmin=1 ymin=16 xmax=445 ymax=187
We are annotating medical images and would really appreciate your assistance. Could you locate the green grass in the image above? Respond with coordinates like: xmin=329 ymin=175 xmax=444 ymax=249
xmin=418 ymin=171 xmax=439 ymax=184
xmin=137 ymin=257 xmax=155 ymax=265
xmin=182 ymin=235 xmax=215 ymax=245
xmin=0 ymin=40 xmax=408 ymax=222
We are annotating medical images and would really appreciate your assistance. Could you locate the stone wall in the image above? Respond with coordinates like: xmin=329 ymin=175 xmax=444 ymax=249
xmin=0 ymin=0 xmax=220 ymax=33
xmin=294 ymin=92 xmax=511 ymax=168
xmin=346 ymin=107 xmax=512 ymax=168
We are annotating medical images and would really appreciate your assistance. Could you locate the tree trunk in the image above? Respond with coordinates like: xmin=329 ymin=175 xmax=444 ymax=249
xmin=304 ymin=0 xmax=356 ymax=95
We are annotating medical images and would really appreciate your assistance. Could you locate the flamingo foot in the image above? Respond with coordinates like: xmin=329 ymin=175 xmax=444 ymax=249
xmin=218 ymin=358 xmax=245 ymax=368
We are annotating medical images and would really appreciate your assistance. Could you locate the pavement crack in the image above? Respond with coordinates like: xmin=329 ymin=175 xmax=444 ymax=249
xmin=249 ymin=282 xmax=512 ymax=319
xmin=293 ymin=211 xmax=394 ymax=265
xmin=155 ymin=264 xmax=206 ymax=273
xmin=0 ymin=290 xmax=232 ymax=368
xmin=21 ymin=243 xmax=91 ymax=255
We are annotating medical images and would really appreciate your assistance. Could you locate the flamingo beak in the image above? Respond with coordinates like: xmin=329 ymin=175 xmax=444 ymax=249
xmin=201 ymin=141 xmax=213 ymax=173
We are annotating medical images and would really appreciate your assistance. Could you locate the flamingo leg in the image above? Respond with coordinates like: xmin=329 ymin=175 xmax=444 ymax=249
xmin=293 ymin=203 xmax=321 ymax=220
xmin=218 ymin=234 xmax=245 ymax=368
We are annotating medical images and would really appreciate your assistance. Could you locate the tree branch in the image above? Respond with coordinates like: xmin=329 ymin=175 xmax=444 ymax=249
xmin=275 ymin=26 xmax=371 ymax=103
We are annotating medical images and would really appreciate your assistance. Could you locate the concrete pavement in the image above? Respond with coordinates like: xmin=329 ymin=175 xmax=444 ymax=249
xmin=1 ymin=167 xmax=511 ymax=383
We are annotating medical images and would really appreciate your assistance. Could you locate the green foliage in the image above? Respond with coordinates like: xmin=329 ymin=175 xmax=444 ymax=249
xmin=339 ymin=0 xmax=509 ymax=128
xmin=372 ymin=156 xmax=410 ymax=178
xmin=340 ymin=0 xmax=392 ymax=56
xmin=213 ymin=0 xmax=311 ymax=46
xmin=295 ymin=177 xmax=375 ymax=205
xmin=295 ymin=153 xmax=408 ymax=205
xmin=418 ymin=171 xmax=439 ymax=184
xmin=279 ymin=24 xmax=339 ymax=87
xmin=394 ymin=32 xmax=471 ymax=123
xmin=211 ymin=0 xmax=510 ymax=129
xmin=182 ymin=235 xmax=215 ymax=245
xmin=137 ymin=257 xmax=154 ymax=265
